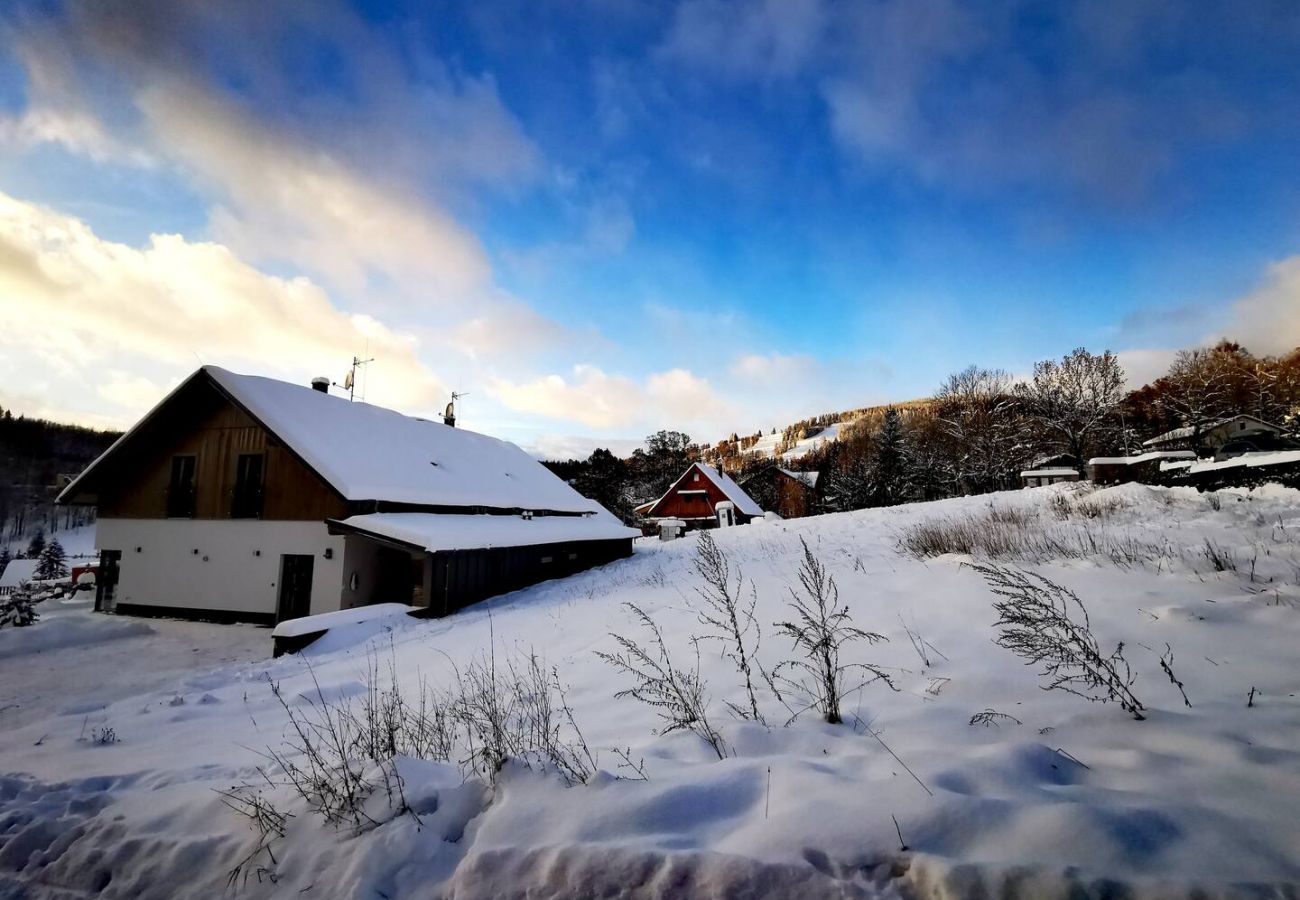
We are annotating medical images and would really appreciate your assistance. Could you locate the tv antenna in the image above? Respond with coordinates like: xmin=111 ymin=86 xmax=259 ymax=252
xmin=444 ymin=390 xmax=469 ymax=427
xmin=339 ymin=355 xmax=374 ymax=402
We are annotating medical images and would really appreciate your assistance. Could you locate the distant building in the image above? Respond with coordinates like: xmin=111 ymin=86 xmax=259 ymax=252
xmin=739 ymin=467 xmax=820 ymax=518
xmin=1142 ymin=415 xmax=1283 ymax=454
xmin=57 ymin=366 xmax=637 ymax=625
xmin=1019 ymin=467 xmax=1081 ymax=488
xmin=1087 ymin=451 xmax=1196 ymax=485
xmin=637 ymin=462 xmax=764 ymax=530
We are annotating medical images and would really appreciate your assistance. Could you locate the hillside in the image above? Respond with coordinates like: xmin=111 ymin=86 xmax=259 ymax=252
xmin=1 ymin=482 xmax=1297 ymax=898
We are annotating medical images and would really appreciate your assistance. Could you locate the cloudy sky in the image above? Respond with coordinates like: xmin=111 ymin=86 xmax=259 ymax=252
xmin=1 ymin=0 xmax=1299 ymax=457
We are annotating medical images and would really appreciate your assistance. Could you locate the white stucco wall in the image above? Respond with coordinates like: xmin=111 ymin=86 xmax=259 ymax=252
xmin=96 ymin=519 xmax=345 ymax=619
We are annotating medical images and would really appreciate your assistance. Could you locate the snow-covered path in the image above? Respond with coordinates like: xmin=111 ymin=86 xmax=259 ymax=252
xmin=2 ymin=484 xmax=1299 ymax=898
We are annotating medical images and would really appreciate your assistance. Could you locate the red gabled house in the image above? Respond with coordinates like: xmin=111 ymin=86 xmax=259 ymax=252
xmin=636 ymin=462 xmax=764 ymax=530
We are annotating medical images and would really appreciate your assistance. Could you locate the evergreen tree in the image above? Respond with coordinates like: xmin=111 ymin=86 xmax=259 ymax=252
xmin=869 ymin=407 xmax=908 ymax=507
xmin=26 ymin=529 xmax=45 ymax=559
xmin=35 ymin=538 xmax=68 ymax=581
xmin=0 ymin=546 xmax=10 ymax=578
xmin=0 ymin=590 xmax=37 ymax=627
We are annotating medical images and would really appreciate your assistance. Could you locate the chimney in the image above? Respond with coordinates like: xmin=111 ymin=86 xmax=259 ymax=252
xmin=311 ymin=377 xmax=330 ymax=394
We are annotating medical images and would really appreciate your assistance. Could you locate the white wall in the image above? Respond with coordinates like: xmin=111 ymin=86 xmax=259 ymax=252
xmin=97 ymin=519 xmax=345 ymax=619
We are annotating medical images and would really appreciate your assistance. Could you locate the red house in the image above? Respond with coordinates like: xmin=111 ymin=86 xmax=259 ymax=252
xmin=636 ymin=462 xmax=764 ymax=530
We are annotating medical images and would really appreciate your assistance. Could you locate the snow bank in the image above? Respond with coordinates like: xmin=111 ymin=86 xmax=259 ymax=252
xmin=0 ymin=610 xmax=152 ymax=657
xmin=270 ymin=602 xmax=416 ymax=639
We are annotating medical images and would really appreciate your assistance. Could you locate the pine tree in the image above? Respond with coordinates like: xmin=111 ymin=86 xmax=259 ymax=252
xmin=0 ymin=546 xmax=11 ymax=578
xmin=0 ymin=590 xmax=37 ymax=627
xmin=35 ymin=538 xmax=68 ymax=581
xmin=26 ymin=529 xmax=45 ymax=558
xmin=869 ymin=407 xmax=908 ymax=507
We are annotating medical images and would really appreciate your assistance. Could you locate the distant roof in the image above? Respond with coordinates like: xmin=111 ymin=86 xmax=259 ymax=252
xmin=1142 ymin=415 xmax=1280 ymax=447
xmin=1019 ymin=468 xmax=1079 ymax=478
xmin=330 ymin=511 xmax=639 ymax=553
xmin=1088 ymin=451 xmax=1196 ymax=466
xmin=0 ymin=558 xmax=38 ymax=589
xmin=60 ymin=366 xmax=605 ymax=515
xmin=778 ymin=468 xmax=819 ymax=489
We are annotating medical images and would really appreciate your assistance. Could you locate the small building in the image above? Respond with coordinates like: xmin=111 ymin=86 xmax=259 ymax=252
xmin=1087 ymin=451 xmax=1196 ymax=485
xmin=0 ymin=558 xmax=38 ymax=597
xmin=1019 ymin=467 xmax=1081 ymax=488
xmin=1142 ymin=415 xmax=1283 ymax=454
xmin=739 ymin=466 xmax=820 ymax=519
xmin=638 ymin=462 xmax=764 ymax=530
xmin=57 ymin=366 xmax=638 ymax=625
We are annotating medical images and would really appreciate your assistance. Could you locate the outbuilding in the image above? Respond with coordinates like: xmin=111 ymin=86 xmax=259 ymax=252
xmin=638 ymin=462 xmax=764 ymax=530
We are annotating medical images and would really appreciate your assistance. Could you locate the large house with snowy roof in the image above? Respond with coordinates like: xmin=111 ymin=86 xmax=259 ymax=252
xmin=57 ymin=366 xmax=638 ymax=625
xmin=635 ymin=461 xmax=764 ymax=530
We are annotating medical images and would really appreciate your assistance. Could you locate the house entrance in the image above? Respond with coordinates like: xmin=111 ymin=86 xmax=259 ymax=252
xmin=277 ymin=554 xmax=314 ymax=623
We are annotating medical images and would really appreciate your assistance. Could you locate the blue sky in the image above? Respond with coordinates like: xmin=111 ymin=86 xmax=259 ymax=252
xmin=1 ymin=0 xmax=1298 ymax=457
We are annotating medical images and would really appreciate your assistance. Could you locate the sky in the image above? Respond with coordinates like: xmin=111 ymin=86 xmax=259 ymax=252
xmin=1 ymin=0 xmax=1298 ymax=458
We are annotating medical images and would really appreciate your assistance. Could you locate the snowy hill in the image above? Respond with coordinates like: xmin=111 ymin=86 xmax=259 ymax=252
xmin=1 ymin=483 xmax=1299 ymax=898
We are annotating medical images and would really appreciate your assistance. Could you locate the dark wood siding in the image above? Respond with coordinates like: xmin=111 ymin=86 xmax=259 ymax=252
xmin=97 ymin=379 xmax=346 ymax=521
xmin=423 ymin=538 xmax=633 ymax=617
xmin=646 ymin=466 xmax=737 ymax=522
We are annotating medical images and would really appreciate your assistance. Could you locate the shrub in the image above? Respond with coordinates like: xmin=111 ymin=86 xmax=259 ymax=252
xmin=0 ymin=591 xmax=37 ymax=628
xmin=973 ymin=562 xmax=1145 ymax=720
xmin=771 ymin=538 xmax=893 ymax=725
xmin=597 ymin=603 xmax=729 ymax=759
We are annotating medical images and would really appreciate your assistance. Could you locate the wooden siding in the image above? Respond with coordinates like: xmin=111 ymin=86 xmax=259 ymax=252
xmin=645 ymin=466 xmax=748 ymax=522
xmin=98 ymin=379 xmax=346 ymax=521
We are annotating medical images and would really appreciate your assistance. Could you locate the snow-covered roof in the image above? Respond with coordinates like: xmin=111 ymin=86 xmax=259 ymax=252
xmin=271 ymin=603 xmax=416 ymax=639
xmin=1088 ymin=451 xmax=1196 ymax=466
xmin=0 ymin=558 xmax=38 ymax=589
xmin=778 ymin=468 xmax=819 ymax=489
xmin=1142 ymin=415 xmax=1280 ymax=447
xmin=1185 ymin=450 xmax=1300 ymax=476
xmin=330 ymin=511 xmax=640 ymax=553
xmin=1019 ymin=468 xmax=1079 ymax=478
xmin=61 ymin=367 xmax=605 ymax=515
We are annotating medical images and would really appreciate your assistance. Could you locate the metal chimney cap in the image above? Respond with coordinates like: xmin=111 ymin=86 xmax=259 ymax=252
xmin=311 ymin=377 xmax=330 ymax=393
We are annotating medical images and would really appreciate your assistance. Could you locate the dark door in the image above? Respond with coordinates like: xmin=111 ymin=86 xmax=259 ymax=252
xmin=277 ymin=554 xmax=314 ymax=623
xmin=95 ymin=550 xmax=121 ymax=613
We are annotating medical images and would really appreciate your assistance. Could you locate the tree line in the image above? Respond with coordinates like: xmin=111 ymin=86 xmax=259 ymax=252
xmin=549 ymin=341 xmax=1300 ymax=522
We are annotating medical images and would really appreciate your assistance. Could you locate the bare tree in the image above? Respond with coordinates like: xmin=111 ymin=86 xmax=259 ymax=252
xmin=1016 ymin=348 xmax=1125 ymax=468
xmin=935 ymin=366 xmax=1021 ymax=494
xmin=1158 ymin=345 xmax=1248 ymax=448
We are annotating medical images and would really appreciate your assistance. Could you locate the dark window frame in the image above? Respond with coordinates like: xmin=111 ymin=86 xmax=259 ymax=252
xmin=166 ymin=454 xmax=197 ymax=518
xmin=231 ymin=452 xmax=265 ymax=519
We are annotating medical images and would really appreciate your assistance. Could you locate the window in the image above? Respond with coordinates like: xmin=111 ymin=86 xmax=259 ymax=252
xmin=231 ymin=453 xmax=264 ymax=518
xmin=693 ymin=472 xmax=699 ymax=482
xmin=166 ymin=455 xmax=196 ymax=518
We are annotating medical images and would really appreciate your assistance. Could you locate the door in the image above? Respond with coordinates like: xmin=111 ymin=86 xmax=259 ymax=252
xmin=95 ymin=550 xmax=121 ymax=613
xmin=277 ymin=554 xmax=314 ymax=623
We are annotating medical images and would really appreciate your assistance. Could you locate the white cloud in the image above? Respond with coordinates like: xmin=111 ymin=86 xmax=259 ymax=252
xmin=730 ymin=352 xmax=819 ymax=383
xmin=488 ymin=365 xmax=732 ymax=432
xmin=657 ymin=0 xmax=826 ymax=80
xmin=1222 ymin=256 xmax=1300 ymax=357
xmin=0 ymin=192 xmax=445 ymax=424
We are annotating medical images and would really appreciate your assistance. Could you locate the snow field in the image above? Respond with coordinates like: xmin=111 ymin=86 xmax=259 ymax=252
xmin=1 ymin=483 xmax=1299 ymax=898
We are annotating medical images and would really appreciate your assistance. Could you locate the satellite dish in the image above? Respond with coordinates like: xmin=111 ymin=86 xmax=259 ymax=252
xmin=343 ymin=370 xmax=354 ymax=390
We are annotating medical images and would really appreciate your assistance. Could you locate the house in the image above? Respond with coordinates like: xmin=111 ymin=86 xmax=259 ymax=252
xmin=1087 ymin=451 xmax=1195 ymax=485
xmin=57 ymin=366 xmax=639 ymax=625
xmin=637 ymin=462 xmax=764 ymax=530
xmin=739 ymin=466 xmax=820 ymax=518
xmin=1019 ymin=467 xmax=1081 ymax=488
xmin=0 ymin=558 xmax=38 ymax=597
xmin=1142 ymin=415 xmax=1283 ymax=454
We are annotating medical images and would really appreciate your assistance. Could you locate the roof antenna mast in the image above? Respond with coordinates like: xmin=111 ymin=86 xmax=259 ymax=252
xmin=444 ymin=390 xmax=469 ymax=427
xmin=340 ymin=355 xmax=374 ymax=402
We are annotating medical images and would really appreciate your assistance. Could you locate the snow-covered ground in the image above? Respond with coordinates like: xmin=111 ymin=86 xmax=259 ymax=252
xmin=2 ymin=484 xmax=1299 ymax=898
xmin=748 ymin=421 xmax=847 ymax=461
